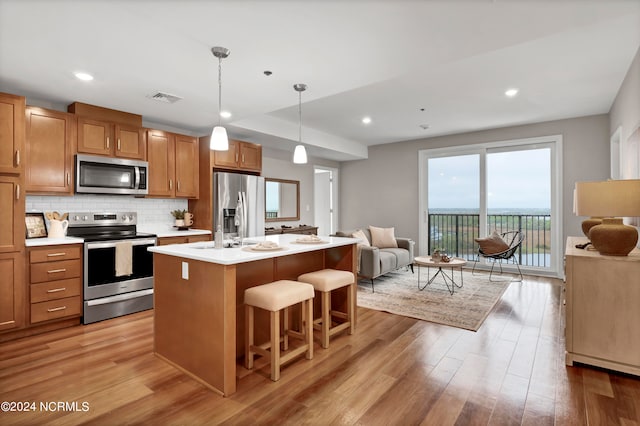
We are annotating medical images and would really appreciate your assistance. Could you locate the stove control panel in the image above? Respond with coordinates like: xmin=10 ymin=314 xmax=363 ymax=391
xmin=68 ymin=212 xmax=138 ymax=227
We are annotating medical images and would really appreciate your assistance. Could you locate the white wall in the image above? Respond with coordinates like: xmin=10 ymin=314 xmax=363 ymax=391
xmin=340 ymin=114 xmax=610 ymax=254
xmin=261 ymin=147 xmax=340 ymax=230
xmin=609 ymin=46 xmax=640 ymax=177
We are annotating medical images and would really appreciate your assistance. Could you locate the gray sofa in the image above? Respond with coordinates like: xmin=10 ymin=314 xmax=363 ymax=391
xmin=335 ymin=228 xmax=415 ymax=292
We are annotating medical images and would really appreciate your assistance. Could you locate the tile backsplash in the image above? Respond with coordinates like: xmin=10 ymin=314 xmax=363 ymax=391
xmin=26 ymin=195 xmax=189 ymax=226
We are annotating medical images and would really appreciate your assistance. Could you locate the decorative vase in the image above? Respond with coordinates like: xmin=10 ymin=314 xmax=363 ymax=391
xmin=588 ymin=217 xmax=638 ymax=256
xmin=581 ymin=217 xmax=602 ymax=238
xmin=432 ymin=249 xmax=442 ymax=262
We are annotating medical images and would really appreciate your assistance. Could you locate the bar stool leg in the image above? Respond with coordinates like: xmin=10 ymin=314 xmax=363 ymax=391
xmin=348 ymin=282 xmax=355 ymax=335
xmin=283 ymin=306 xmax=289 ymax=351
xmin=321 ymin=291 xmax=331 ymax=349
xmin=271 ymin=310 xmax=280 ymax=381
xmin=245 ymin=304 xmax=254 ymax=369
xmin=305 ymin=299 xmax=314 ymax=360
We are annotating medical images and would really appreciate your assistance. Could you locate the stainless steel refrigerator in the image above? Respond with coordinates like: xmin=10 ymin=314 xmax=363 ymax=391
xmin=213 ymin=172 xmax=265 ymax=239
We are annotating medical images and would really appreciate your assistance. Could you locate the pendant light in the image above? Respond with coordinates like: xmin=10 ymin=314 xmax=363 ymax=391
xmin=293 ymin=83 xmax=308 ymax=164
xmin=210 ymin=46 xmax=230 ymax=151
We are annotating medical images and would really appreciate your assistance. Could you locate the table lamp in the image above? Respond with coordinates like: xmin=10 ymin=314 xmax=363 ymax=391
xmin=574 ymin=179 xmax=640 ymax=256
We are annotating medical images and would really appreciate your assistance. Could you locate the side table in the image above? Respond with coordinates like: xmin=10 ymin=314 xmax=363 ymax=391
xmin=414 ymin=256 xmax=467 ymax=295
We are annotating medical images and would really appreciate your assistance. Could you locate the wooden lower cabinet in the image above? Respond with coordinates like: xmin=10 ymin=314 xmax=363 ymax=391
xmin=28 ymin=245 xmax=82 ymax=325
xmin=0 ymin=251 xmax=25 ymax=332
xmin=157 ymin=234 xmax=211 ymax=246
xmin=564 ymin=237 xmax=640 ymax=376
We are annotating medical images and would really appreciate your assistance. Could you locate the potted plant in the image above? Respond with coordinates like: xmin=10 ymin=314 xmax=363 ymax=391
xmin=171 ymin=209 xmax=186 ymax=227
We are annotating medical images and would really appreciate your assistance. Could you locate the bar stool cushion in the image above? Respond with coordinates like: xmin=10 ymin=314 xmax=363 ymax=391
xmin=244 ymin=280 xmax=314 ymax=312
xmin=298 ymin=269 xmax=354 ymax=292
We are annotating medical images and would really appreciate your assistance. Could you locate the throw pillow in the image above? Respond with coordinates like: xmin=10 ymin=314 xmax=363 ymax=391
xmin=369 ymin=226 xmax=398 ymax=248
xmin=474 ymin=230 xmax=509 ymax=254
xmin=351 ymin=229 xmax=370 ymax=246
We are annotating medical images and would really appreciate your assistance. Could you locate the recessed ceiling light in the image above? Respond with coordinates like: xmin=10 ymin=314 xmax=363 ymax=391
xmin=362 ymin=116 xmax=372 ymax=124
xmin=505 ymin=88 xmax=519 ymax=97
xmin=220 ymin=111 xmax=232 ymax=119
xmin=74 ymin=72 xmax=94 ymax=81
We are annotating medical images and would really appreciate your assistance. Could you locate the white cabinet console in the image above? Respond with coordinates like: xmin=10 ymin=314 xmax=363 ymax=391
xmin=564 ymin=236 xmax=640 ymax=376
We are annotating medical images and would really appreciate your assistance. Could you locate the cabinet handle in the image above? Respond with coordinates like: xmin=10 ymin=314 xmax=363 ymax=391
xmin=106 ymin=137 xmax=110 ymax=149
xmin=177 ymin=181 xmax=181 ymax=192
xmin=15 ymin=184 xmax=20 ymax=200
xmin=66 ymin=173 xmax=70 ymax=186
xmin=47 ymin=268 xmax=67 ymax=274
xmin=15 ymin=150 xmax=20 ymax=166
xmin=242 ymin=154 xmax=245 ymax=163
xmin=47 ymin=252 xmax=66 ymax=257
xmin=47 ymin=306 xmax=67 ymax=313
xmin=235 ymin=152 xmax=239 ymax=162
xmin=47 ymin=287 xmax=67 ymax=293
xmin=169 ymin=179 xmax=173 ymax=190
xmin=117 ymin=138 xmax=121 ymax=151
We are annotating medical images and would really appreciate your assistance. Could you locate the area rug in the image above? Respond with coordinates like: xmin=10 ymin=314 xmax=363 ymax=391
xmin=357 ymin=269 xmax=512 ymax=331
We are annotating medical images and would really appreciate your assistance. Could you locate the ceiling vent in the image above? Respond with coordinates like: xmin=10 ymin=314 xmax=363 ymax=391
xmin=147 ymin=91 xmax=183 ymax=104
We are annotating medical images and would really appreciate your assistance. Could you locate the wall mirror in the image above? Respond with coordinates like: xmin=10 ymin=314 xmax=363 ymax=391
xmin=265 ymin=178 xmax=300 ymax=221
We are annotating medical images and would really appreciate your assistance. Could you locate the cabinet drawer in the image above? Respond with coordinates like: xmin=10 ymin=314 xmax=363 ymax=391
xmin=30 ymin=246 xmax=81 ymax=263
xmin=30 ymin=260 xmax=81 ymax=283
xmin=31 ymin=296 xmax=81 ymax=323
xmin=31 ymin=278 xmax=82 ymax=303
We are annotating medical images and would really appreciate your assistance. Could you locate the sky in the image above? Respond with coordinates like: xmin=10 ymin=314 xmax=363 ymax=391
xmin=428 ymin=148 xmax=551 ymax=210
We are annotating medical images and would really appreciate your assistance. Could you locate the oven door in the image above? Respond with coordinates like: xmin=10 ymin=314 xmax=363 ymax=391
xmin=84 ymin=238 xmax=156 ymax=300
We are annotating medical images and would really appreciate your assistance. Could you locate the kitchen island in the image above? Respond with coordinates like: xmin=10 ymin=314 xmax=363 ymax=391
xmin=148 ymin=234 xmax=358 ymax=396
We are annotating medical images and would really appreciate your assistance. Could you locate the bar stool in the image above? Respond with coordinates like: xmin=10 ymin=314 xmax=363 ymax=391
xmin=297 ymin=269 xmax=355 ymax=349
xmin=244 ymin=280 xmax=314 ymax=381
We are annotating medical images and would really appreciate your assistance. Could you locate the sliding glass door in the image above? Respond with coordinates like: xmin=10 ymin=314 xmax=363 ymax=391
xmin=419 ymin=136 xmax=562 ymax=277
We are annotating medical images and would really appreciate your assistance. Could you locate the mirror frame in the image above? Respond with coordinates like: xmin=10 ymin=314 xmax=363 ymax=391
xmin=265 ymin=178 xmax=300 ymax=222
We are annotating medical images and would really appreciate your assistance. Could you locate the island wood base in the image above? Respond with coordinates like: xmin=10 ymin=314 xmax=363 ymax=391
xmin=153 ymin=243 xmax=357 ymax=396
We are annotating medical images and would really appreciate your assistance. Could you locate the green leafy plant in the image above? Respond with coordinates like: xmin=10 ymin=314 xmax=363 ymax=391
xmin=171 ymin=209 xmax=186 ymax=220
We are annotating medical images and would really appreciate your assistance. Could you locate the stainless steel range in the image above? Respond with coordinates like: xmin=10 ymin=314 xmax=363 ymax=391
xmin=67 ymin=212 xmax=156 ymax=324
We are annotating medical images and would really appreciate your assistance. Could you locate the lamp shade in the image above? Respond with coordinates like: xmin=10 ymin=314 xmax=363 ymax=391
xmin=210 ymin=126 xmax=229 ymax=151
xmin=293 ymin=145 xmax=307 ymax=164
xmin=574 ymin=179 xmax=640 ymax=217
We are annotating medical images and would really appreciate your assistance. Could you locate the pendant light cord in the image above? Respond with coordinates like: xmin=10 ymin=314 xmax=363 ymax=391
xmin=218 ymin=57 xmax=223 ymax=126
xmin=298 ymin=90 xmax=302 ymax=143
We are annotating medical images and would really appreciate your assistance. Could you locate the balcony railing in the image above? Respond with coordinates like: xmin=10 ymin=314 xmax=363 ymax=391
xmin=428 ymin=213 xmax=552 ymax=268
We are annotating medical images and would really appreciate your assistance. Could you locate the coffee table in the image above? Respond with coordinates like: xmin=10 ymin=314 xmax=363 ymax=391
xmin=414 ymin=256 xmax=467 ymax=295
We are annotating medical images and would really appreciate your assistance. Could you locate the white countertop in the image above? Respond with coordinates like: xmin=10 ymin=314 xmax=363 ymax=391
xmin=137 ymin=225 xmax=212 ymax=238
xmin=148 ymin=234 xmax=358 ymax=265
xmin=26 ymin=237 xmax=84 ymax=247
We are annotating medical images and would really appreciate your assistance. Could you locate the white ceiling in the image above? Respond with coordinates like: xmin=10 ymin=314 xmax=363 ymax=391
xmin=1 ymin=0 xmax=639 ymax=161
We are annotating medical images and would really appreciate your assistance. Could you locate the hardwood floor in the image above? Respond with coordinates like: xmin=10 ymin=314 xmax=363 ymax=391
xmin=1 ymin=274 xmax=639 ymax=425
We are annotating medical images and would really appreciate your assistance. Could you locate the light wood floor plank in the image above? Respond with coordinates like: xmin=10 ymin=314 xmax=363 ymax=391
xmin=0 ymin=275 xmax=638 ymax=425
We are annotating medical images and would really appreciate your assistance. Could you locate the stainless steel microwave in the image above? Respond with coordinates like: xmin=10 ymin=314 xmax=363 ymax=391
xmin=76 ymin=154 xmax=148 ymax=195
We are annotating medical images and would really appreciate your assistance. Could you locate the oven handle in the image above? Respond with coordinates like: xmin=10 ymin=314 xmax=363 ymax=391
xmin=86 ymin=289 xmax=154 ymax=306
xmin=86 ymin=239 xmax=156 ymax=250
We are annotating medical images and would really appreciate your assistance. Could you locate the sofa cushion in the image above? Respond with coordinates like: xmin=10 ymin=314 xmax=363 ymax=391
xmin=381 ymin=247 xmax=411 ymax=268
xmin=369 ymin=226 xmax=398 ymax=248
xmin=379 ymin=251 xmax=397 ymax=272
xmin=474 ymin=230 xmax=509 ymax=254
xmin=351 ymin=229 xmax=370 ymax=246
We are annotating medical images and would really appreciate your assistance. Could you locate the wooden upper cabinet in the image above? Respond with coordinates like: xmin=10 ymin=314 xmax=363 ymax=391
xmin=0 ymin=93 xmax=25 ymax=175
xmin=0 ymin=175 xmax=24 ymax=253
xmin=212 ymin=140 xmax=262 ymax=172
xmin=147 ymin=130 xmax=199 ymax=199
xmin=115 ymin=124 xmax=145 ymax=159
xmin=239 ymin=141 xmax=262 ymax=172
xmin=77 ymin=117 xmax=113 ymax=156
xmin=77 ymin=118 xmax=145 ymax=160
xmin=25 ymin=107 xmax=76 ymax=194
xmin=175 ymin=134 xmax=199 ymax=198
xmin=147 ymin=129 xmax=175 ymax=197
